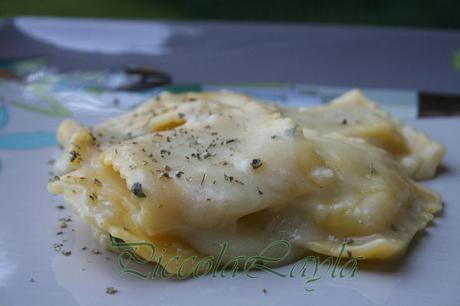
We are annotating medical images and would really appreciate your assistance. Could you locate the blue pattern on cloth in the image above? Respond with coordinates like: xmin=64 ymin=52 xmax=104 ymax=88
xmin=0 ymin=132 xmax=57 ymax=149
xmin=0 ymin=104 xmax=9 ymax=128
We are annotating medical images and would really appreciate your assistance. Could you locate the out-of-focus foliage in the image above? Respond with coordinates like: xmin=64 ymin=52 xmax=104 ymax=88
xmin=1 ymin=0 xmax=459 ymax=29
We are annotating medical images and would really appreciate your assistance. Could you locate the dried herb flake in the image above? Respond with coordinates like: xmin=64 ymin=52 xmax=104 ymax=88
xmin=251 ymin=158 xmax=263 ymax=169
xmin=131 ymin=182 xmax=146 ymax=198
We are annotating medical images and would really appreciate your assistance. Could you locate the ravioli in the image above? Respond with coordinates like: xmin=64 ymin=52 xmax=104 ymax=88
xmin=48 ymin=90 xmax=444 ymax=275
xmin=283 ymin=90 xmax=446 ymax=180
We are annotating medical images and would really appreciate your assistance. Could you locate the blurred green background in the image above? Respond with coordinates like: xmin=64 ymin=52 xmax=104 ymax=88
xmin=1 ymin=0 xmax=459 ymax=29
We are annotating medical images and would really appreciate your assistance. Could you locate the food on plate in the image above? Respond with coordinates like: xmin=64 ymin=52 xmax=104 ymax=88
xmin=48 ymin=90 xmax=444 ymax=275
xmin=283 ymin=90 xmax=445 ymax=180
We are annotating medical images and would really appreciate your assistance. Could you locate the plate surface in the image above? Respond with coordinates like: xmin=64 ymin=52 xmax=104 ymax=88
xmin=0 ymin=80 xmax=459 ymax=306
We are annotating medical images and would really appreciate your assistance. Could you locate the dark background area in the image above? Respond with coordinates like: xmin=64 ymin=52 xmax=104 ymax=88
xmin=1 ymin=0 xmax=460 ymax=29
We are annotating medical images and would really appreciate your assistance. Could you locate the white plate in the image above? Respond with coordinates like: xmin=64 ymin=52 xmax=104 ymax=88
xmin=0 ymin=82 xmax=459 ymax=306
